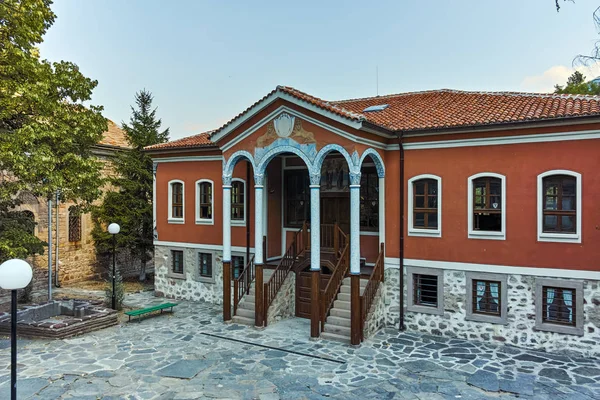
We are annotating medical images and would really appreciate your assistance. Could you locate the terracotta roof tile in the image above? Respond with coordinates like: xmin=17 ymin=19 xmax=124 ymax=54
xmin=146 ymin=87 xmax=600 ymax=151
xmin=145 ymin=131 xmax=215 ymax=150
xmin=332 ymin=89 xmax=600 ymax=131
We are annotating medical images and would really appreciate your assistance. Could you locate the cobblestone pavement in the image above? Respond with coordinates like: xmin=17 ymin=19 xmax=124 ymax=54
xmin=0 ymin=291 xmax=599 ymax=399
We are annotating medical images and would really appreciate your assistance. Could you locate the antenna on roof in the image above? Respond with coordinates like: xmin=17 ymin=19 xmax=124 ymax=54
xmin=376 ymin=66 xmax=379 ymax=96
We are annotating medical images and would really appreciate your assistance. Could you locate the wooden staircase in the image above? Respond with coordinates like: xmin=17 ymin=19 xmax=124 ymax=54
xmin=232 ymin=268 xmax=275 ymax=326
xmin=321 ymin=276 xmax=368 ymax=343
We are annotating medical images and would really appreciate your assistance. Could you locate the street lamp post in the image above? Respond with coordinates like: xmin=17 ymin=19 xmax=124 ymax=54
xmin=108 ymin=223 xmax=120 ymax=310
xmin=0 ymin=259 xmax=33 ymax=400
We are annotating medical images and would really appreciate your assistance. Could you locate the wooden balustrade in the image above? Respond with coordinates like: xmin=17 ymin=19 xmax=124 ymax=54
xmin=263 ymin=222 xmax=308 ymax=326
xmin=359 ymin=243 xmax=385 ymax=341
xmin=320 ymin=238 xmax=350 ymax=331
xmin=233 ymin=254 xmax=255 ymax=315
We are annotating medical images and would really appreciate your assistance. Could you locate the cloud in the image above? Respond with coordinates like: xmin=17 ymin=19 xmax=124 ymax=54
xmin=520 ymin=63 xmax=600 ymax=93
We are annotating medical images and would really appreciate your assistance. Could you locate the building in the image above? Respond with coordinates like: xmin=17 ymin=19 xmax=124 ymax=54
xmin=5 ymin=121 xmax=140 ymax=303
xmin=146 ymin=86 xmax=600 ymax=356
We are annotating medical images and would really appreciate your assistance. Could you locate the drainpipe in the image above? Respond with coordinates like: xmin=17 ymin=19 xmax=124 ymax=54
xmin=55 ymin=190 xmax=61 ymax=287
xmin=398 ymin=133 xmax=406 ymax=331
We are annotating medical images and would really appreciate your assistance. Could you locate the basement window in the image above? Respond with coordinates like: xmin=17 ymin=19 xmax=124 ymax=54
xmin=406 ymin=267 xmax=444 ymax=315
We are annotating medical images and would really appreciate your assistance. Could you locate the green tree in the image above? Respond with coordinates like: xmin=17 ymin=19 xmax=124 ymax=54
xmin=0 ymin=0 xmax=107 ymax=263
xmin=554 ymin=71 xmax=600 ymax=95
xmin=92 ymin=90 xmax=169 ymax=281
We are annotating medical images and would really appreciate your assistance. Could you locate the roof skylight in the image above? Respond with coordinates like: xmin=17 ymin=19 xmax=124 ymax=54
xmin=363 ymin=104 xmax=389 ymax=112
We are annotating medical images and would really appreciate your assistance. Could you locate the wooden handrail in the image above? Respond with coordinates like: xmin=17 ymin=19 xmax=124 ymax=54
xmin=233 ymin=254 xmax=255 ymax=315
xmin=263 ymin=221 xmax=308 ymax=326
xmin=320 ymin=238 xmax=350 ymax=331
xmin=359 ymin=243 xmax=385 ymax=341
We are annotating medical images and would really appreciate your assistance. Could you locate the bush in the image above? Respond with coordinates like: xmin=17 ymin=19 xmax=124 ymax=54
xmin=104 ymin=267 xmax=124 ymax=311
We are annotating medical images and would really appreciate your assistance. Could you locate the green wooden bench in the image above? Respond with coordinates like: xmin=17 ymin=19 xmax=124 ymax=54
xmin=124 ymin=303 xmax=178 ymax=322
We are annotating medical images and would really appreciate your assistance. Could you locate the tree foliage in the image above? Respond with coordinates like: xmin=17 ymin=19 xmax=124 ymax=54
xmin=92 ymin=90 xmax=169 ymax=281
xmin=0 ymin=0 xmax=107 ymax=262
xmin=554 ymin=71 xmax=600 ymax=95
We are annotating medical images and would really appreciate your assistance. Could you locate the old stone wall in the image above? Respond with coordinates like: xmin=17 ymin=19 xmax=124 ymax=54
xmin=266 ymin=272 xmax=295 ymax=326
xmin=154 ymin=245 xmax=223 ymax=304
xmin=381 ymin=266 xmax=600 ymax=358
xmin=362 ymin=284 xmax=385 ymax=340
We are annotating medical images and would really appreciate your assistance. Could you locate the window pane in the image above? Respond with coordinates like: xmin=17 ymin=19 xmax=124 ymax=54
xmin=561 ymin=216 xmax=575 ymax=232
xmin=415 ymin=195 xmax=425 ymax=208
xmin=562 ymin=179 xmax=576 ymax=196
xmin=427 ymin=212 xmax=438 ymax=228
xmin=427 ymin=182 xmax=437 ymax=195
xmin=545 ymin=195 xmax=557 ymax=210
xmin=489 ymin=180 xmax=501 ymax=195
xmin=231 ymin=256 xmax=245 ymax=279
xmin=427 ymin=195 xmax=437 ymax=208
xmin=415 ymin=182 xmax=425 ymax=195
xmin=414 ymin=212 xmax=425 ymax=227
xmin=543 ymin=287 xmax=575 ymax=326
xmin=561 ymin=196 xmax=575 ymax=211
xmin=544 ymin=215 xmax=558 ymax=231
xmin=474 ymin=213 xmax=501 ymax=231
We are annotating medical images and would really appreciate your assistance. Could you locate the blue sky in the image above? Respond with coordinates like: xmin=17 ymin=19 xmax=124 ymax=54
xmin=40 ymin=0 xmax=600 ymax=140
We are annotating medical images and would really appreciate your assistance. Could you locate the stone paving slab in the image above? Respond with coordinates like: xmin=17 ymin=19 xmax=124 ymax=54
xmin=0 ymin=290 xmax=598 ymax=399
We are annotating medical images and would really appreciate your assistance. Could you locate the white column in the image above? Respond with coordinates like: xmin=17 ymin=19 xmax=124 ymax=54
xmin=254 ymin=174 xmax=264 ymax=265
xmin=350 ymin=172 xmax=361 ymax=275
xmin=378 ymin=176 xmax=385 ymax=246
xmin=222 ymin=178 xmax=232 ymax=262
xmin=310 ymin=172 xmax=321 ymax=271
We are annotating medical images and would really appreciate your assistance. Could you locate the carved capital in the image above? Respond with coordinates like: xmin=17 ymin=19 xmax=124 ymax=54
xmin=309 ymin=171 xmax=321 ymax=186
xmin=349 ymin=171 xmax=362 ymax=186
xmin=153 ymin=162 xmax=158 ymax=176
xmin=254 ymin=173 xmax=265 ymax=187
xmin=222 ymin=175 xmax=232 ymax=186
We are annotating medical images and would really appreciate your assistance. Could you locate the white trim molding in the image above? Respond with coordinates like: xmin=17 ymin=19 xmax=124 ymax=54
xmin=153 ymin=156 xmax=223 ymax=163
xmin=467 ymin=172 xmax=506 ymax=240
xmin=231 ymin=178 xmax=246 ymax=227
xmin=403 ymin=129 xmax=600 ymax=150
xmin=386 ymin=258 xmax=600 ymax=280
xmin=153 ymin=240 xmax=255 ymax=254
xmin=195 ymin=179 xmax=214 ymax=225
xmin=407 ymin=174 xmax=442 ymax=238
xmin=167 ymin=179 xmax=185 ymax=224
xmin=537 ymin=170 xmax=582 ymax=244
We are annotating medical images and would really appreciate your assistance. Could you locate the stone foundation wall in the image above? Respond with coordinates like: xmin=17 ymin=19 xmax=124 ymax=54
xmin=362 ymin=285 xmax=385 ymax=339
xmin=381 ymin=266 xmax=600 ymax=358
xmin=266 ymin=272 xmax=295 ymax=326
xmin=154 ymin=245 xmax=223 ymax=304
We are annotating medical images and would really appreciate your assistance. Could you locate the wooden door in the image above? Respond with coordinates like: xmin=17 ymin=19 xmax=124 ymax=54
xmin=320 ymin=196 xmax=350 ymax=232
xmin=295 ymin=269 xmax=332 ymax=319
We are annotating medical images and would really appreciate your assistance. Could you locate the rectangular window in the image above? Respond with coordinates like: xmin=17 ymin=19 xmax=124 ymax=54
xmin=360 ymin=168 xmax=379 ymax=231
xmin=231 ymin=255 xmax=245 ymax=280
xmin=231 ymin=181 xmax=245 ymax=222
xmin=171 ymin=250 xmax=184 ymax=274
xmin=542 ymin=175 xmax=576 ymax=233
xmin=472 ymin=177 xmax=502 ymax=232
xmin=198 ymin=182 xmax=212 ymax=220
xmin=466 ymin=272 xmax=507 ymax=324
xmin=172 ymin=182 xmax=183 ymax=219
xmin=284 ymin=169 xmax=310 ymax=228
xmin=413 ymin=179 xmax=438 ymax=229
xmin=542 ymin=286 xmax=575 ymax=326
xmin=198 ymin=252 xmax=212 ymax=278
xmin=68 ymin=209 xmax=82 ymax=242
xmin=414 ymin=274 xmax=438 ymax=307
xmin=472 ymin=280 xmax=501 ymax=316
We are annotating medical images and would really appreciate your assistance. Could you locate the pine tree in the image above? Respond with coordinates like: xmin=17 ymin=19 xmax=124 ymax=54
xmin=92 ymin=90 xmax=169 ymax=281
xmin=554 ymin=71 xmax=600 ymax=95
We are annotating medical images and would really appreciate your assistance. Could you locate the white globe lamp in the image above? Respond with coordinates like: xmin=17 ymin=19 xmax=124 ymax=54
xmin=0 ymin=259 xmax=33 ymax=290
xmin=108 ymin=223 xmax=120 ymax=235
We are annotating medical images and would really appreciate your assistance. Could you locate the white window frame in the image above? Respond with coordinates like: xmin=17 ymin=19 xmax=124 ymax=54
xmin=168 ymin=179 xmax=185 ymax=224
xmin=407 ymin=174 xmax=442 ymax=238
xmin=231 ymin=178 xmax=246 ymax=227
xmin=537 ymin=170 xmax=582 ymax=244
xmin=467 ymin=172 xmax=506 ymax=240
xmin=195 ymin=179 xmax=214 ymax=225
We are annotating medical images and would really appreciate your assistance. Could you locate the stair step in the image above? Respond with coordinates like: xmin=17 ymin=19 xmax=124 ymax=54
xmin=330 ymin=308 xmax=351 ymax=319
xmin=235 ymin=307 xmax=254 ymax=319
xmin=323 ymin=324 xmax=351 ymax=337
xmin=238 ymin=301 xmax=255 ymax=311
xmin=326 ymin=315 xmax=351 ymax=327
xmin=244 ymin=295 xmax=255 ymax=303
xmin=337 ymin=293 xmax=350 ymax=302
xmin=333 ymin=299 xmax=351 ymax=310
xmin=321 ymin=331 xmax=350 ymax=344
xmin=342 ymin=277 xmax=368 ymax=287
xmin=231 ymin=315 xmax=254 ymax=326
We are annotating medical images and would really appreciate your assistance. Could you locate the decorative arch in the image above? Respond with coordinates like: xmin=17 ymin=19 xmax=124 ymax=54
xmin=256 ymin=144 xmax=314 ymax=176
xmin=359 ymin=148 xmax=385 ymax=178
xmin=313 ymin=144 xmax=357 ymax=177
xmin=223 ymin=150 xmax=256 ymax=179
